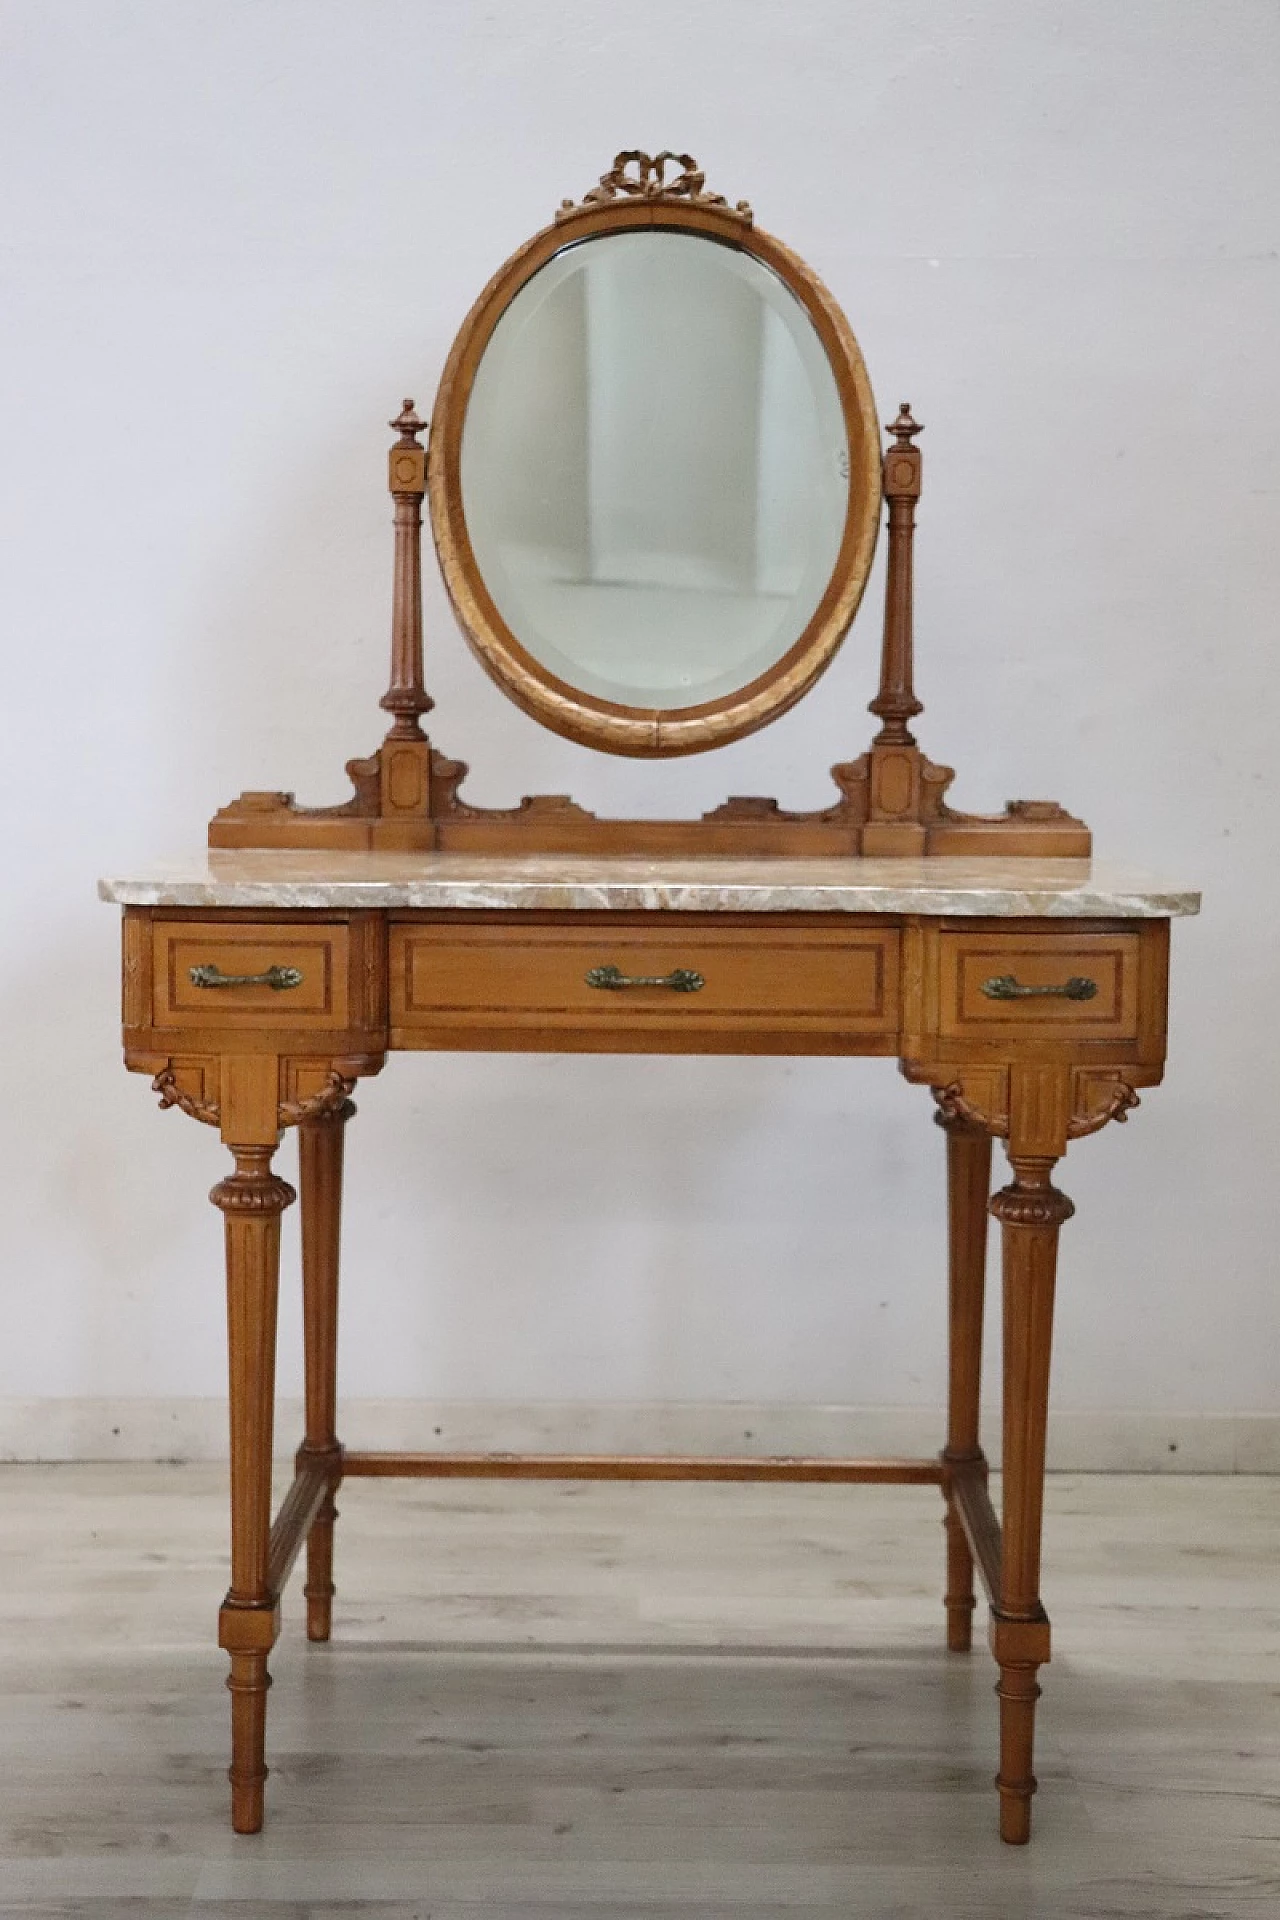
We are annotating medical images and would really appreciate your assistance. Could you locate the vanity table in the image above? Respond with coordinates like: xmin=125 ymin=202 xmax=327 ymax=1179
xmin=102 ymin=152 xmax=1198 ymax=1846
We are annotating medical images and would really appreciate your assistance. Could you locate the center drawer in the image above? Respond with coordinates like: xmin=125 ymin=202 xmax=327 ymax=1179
xmin=390 ymin=918 xmax=900 ymax=1052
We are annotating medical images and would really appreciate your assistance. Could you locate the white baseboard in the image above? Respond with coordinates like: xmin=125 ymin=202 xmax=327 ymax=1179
xmin=0 ymin=1399 xmax=1275 ymax=1472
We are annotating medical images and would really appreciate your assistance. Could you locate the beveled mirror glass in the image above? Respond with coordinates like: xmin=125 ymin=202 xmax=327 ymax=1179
xmin=463 ymin=231 xmax=848 ymax=713
xmin=429 ymin=160 xmax=883 ymax=755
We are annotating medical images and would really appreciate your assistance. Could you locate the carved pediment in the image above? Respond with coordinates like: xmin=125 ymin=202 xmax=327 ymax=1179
xmin=556 ymin=150 xmax=752 ymax=225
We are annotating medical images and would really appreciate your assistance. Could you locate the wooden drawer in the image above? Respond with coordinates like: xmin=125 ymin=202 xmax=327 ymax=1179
xmin=390 ymin=918 xmax=900 ymax=1049
xmin=936 ymin=929 xmax=1141 ymax=1041
xmin=152 ymin=920 xmax=350 ymax=1030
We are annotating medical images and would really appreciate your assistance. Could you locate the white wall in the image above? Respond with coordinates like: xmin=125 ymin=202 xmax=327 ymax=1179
xmin=2 ymin=1 xmax=1278 ymax=1461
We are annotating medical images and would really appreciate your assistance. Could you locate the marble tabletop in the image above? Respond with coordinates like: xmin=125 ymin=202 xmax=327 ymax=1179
xmin=98 ymin=852 xmax=1200 ymax=918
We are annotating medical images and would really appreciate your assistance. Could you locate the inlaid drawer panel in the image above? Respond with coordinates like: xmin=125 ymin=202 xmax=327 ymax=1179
xmin=391 ymin=920 xmax=900 ymax=1044
xmin=936 ymin=930 xmax=1141 ymax=1041
xmin=152 ymin=921 xmax=350 ymax=1030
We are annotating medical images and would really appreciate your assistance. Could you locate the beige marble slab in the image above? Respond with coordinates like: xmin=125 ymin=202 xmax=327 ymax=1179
xmin=97 ymin=851 xmax=1200 ymax=917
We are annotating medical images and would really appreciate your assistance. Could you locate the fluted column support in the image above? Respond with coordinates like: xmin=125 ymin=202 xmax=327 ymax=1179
xmin=935 ymin=1107 xmax=992 ymax=1652
xmin=211 ymin=1142 xmax=295 ymax=1835
xmin=989 ymin=1152 xmax=1072 ymax=1844
xmin=297 ymin=1098 xmax=354 ymax=1642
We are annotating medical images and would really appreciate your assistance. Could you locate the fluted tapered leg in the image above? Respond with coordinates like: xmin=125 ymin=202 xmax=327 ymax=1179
xmin=989 ymin=1152 xmax=1071 ymax=1845
xmin=297 ymin=1100 xmax=353 ymax=1642
xmin=212 ymin=1142 xmax=294 ymax=1835
xmin=937 ymin=1110 xmax=992 ymax=1651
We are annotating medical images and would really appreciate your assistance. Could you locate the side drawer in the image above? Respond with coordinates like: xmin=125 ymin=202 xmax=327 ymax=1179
xmin=936 ymin=929 xmax=1141 ymax=1042
xmin=152 ymin=920 xmax=350 ymax=1030
xmin=390 ymin=918 xmax=900 ymax=1046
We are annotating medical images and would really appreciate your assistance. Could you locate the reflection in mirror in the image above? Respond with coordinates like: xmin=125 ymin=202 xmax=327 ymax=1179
xmin=461 ymin=231 xmax=850 ymax=712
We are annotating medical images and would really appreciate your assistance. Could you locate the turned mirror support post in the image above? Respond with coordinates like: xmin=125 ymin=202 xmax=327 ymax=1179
xmin=380 ymin=399 xmax=431 ymax=738
xmin=862 ymin=405 xmax=935 ymax=855
xmin=378 ymin=400 xmax=436 ymax=839
xmin=870 ymin=404 xmax=924 ymax=750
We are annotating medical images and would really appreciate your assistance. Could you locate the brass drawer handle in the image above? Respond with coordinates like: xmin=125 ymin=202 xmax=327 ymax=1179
xmin=586 ymin=964 xmax=705 ymax=993
xmin=189 ymin=963 xmax=303 ymax=991
xmin=981 ymin=973 xmax=1097 ymax=1002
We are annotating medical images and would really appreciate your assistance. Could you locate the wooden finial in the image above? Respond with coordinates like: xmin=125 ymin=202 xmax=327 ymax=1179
xmin=888 ymin=402 xmax=923 ymax=445
xmin=390 ymin=398 xmax=426 ymax=446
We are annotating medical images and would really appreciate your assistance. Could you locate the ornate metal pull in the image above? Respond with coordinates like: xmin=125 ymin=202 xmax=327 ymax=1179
xmin=189 ymin=963 xmax=303 ymax=991
xmin=585 ymin=964 xmax=705 ymax=993
xmin=981 ymin=974 xmax=1097 ymax=1002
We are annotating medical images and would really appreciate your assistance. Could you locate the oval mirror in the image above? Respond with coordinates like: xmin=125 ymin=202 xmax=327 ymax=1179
xmin=429 ymin=164 xmax=882 ymax=755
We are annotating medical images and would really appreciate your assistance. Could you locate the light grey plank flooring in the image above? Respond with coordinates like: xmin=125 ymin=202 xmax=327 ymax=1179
xmin=0 ymin=1466 xmax=1276 ymax=1916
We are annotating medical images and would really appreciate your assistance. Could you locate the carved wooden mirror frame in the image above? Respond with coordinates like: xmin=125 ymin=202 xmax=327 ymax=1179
xmin=428 ymin=164 xmax=883 ymax=757
xmin=210 ymin=151 xmax=1089 ymax=858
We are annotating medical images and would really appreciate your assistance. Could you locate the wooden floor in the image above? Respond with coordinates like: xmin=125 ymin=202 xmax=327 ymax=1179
xmin=0 ymin=1467 xmax=1276 ymax=1917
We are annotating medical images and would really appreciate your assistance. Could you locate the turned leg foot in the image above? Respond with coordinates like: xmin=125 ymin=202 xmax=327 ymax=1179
xmin=995 ymin=1658 xmax=1042 ymax=1843
xmin=226 ymin=1649 xmax=272 ymax=1833
xmin=304 ymin=1488 xmax=338 ymax=1642
xmin=943 ymin=1506 xmax=976 ymax=1651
